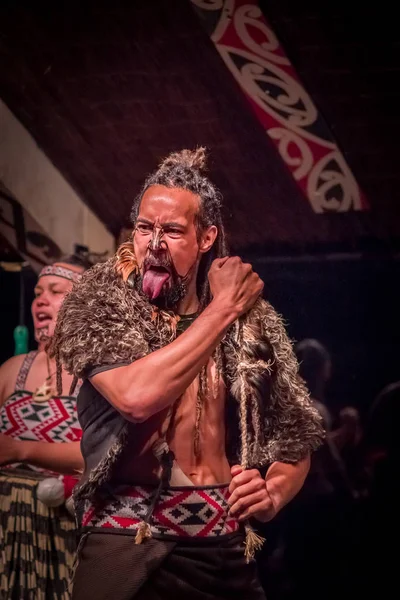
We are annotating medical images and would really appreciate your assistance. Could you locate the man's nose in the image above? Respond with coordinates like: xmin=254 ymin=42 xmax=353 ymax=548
xmin=149 ymin=227 xmax=167 ymax=252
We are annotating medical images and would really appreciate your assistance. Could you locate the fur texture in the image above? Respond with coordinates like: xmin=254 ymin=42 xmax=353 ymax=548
xmin=50 ymin=257 xmax=177 ymax=379
xmin=50 ymin=257 xmax=324 ymax=492
xmin=223 ymin=301 xmax=324 ymax=466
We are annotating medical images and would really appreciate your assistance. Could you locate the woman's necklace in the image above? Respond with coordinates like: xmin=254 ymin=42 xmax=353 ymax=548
xmin=32 ymin=354 xmax=56 ymax=402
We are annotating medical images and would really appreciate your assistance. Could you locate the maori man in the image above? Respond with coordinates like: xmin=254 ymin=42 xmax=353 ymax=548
xmin=50 ymin=148 xmax=323 ymax=600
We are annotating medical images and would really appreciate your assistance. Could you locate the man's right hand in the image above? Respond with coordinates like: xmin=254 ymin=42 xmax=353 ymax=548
xmin=208 ymin=256 xmax=264 ymax=318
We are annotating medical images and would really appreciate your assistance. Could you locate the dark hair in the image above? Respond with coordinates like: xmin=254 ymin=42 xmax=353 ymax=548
xmin=130 ymin=148 xmax=228 ymax=311
xmin=57 ymin=247 xmax=94 ymax=272
xmin=295 ymin=338 xmax=331 ymax=399
xmin=366 ymin=382 xmax=400 ymax=453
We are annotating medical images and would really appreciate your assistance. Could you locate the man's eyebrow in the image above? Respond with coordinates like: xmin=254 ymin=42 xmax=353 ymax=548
xmin=136 ymin=218 xmax=185 ymax=229
xmin=162 ymin=222 xmax=185 ymax=229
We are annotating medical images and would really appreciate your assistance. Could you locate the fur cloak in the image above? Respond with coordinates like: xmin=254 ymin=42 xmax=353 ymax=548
xmin=50 ymin=257 xmax=323 ymax=496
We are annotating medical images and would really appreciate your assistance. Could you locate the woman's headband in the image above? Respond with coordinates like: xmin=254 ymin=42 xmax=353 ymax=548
xmin=38 ymin=264 xmax=82 ymax=284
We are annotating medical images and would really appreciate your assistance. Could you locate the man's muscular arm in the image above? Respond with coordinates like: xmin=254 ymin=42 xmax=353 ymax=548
xmin=90 ymin=257 xmax=263 ymax=422
xmin=228 ymin=455 xmax=311 ymax=522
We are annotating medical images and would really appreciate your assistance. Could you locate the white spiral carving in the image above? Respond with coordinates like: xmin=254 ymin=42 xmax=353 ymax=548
xmin=234 ymin=4 xmax=289 ymax=65
xmin=268 ymin=128 xmax=313 ymax=181
xmin=190 ymin=0 xmax=364 ymax=213
xmin=308 ymin=151 xmax=362 ymax=213
xmin=219 ymin=47 xmax=337 ymax=149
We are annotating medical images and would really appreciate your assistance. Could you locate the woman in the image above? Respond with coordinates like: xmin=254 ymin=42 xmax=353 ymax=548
xmin=0 ymin=255 xmax=90 ymax=599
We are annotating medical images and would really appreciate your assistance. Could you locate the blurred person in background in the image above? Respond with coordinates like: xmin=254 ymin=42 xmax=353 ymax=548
xmin=0 ymin=253 xmax=91 ymax=599
xmin=364 ymin=380 xmax=400 ymax=485
xmin=295 ymin=338 xmax=368 ymax=496
xmin=269 ymin=338 xmax=362 ymax=600
xmin=296 ymin=338 xmax=361 ymax=444
xmin=348 ymin=381 xmax=400 ymax=597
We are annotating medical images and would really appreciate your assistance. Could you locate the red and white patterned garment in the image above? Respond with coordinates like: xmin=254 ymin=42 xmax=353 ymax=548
xmin=0 ymin=350 xmax=82 ymax=598
xmin=82 ymin=483 xmax=240 ymax=539
xmin=0 ymin=350 xmax=82 ymax=474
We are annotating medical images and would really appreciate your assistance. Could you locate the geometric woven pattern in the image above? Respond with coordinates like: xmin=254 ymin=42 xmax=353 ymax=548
xmin=0 ymin=350 xmax=82 ymax=475
xmin=82 ymin=484 xmax=239 ymax=539
xmin=0 ymin=390 xmax=82 ymax=475
xmin=38 ymin=264 xmax=82 ymax=284
xmin=0 ymin=391 xmax=82 ymax=444
xmin=14 ymin=351 xmax=38 ymax=391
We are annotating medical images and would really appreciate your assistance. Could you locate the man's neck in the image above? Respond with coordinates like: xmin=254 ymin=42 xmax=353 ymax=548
xmin=177 ymin=293 xmax=199 ymax=315
xmin=176 ymin=270 xmax=200 ymax=315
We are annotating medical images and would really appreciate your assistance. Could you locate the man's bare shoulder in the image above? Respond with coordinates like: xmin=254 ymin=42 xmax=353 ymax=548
xmin=0 ymin=354 xmax=26 ymax=405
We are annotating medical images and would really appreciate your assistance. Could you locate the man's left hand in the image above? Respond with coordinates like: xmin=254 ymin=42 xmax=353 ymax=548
xmin=228 ymin=465 xmax=277 ymax=523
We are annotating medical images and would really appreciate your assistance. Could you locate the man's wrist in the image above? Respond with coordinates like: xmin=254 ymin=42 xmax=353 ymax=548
xmin=265 ymin=477 xmax=284 ymax=513
xmin=265 ymin=457 xmax=311 ymax=511
xmin=206 ymin=299 xmax=239 ymax=326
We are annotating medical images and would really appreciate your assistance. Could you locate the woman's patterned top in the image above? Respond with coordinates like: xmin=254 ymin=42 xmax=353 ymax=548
xmin=0 ymin=351 xmax=82 ymax=473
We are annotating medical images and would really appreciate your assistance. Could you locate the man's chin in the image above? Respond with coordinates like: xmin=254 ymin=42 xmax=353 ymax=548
xmin=141 ymin=280 xmax=187 ymax=309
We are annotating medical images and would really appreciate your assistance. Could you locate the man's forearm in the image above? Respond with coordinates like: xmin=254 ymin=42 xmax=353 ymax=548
xmin=91 ymin=300 xmax=237 ymax=421
xmin=18 ymin=441 xmax=84 ymax=475
xmin=265 ymin=454 xmax=310 ymax=512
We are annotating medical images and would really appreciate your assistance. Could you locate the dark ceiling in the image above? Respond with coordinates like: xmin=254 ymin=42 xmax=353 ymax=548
xmin=0 ymin=0 xmax=398 ymax=254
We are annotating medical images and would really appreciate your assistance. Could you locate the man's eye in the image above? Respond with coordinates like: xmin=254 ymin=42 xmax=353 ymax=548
xmin=136 ymin=224 xmax=152 ymax=233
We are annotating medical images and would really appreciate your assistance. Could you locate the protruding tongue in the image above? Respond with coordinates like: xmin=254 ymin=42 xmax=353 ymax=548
xmin=142 ymin=269 xmax=170 ymax=301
